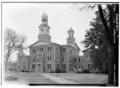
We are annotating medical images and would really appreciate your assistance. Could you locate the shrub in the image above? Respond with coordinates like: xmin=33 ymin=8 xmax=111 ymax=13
xmin=50 ymin=71 xmax=55 ymax=73
xmin=83 ymin=69 xmax=90 ymax=73
xmin=55 ymin=68 xmax=60 ymax=73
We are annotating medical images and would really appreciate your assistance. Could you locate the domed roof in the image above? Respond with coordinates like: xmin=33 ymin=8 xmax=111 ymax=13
xmin=68 ymin=27 xmax=74 ymax=33
xmin=41 ymin=12 xmax=48 ymax=21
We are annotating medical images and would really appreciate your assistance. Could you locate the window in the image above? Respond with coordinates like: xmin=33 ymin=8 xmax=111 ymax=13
xmin=33 ymin=56 xmax=36 ymax=61
xmin=62 ymin=57 xmax=64 ymax=62
xmin=79 ymin=65 xmax=81 ymax=68
xmin=40 ymin=48 xmax=43 ymax=52
xmin=32 ymin=49 xmax=35 ymax=53
xmin=57 ymin=64 xmax=59 ymax=69
xmin=47 ymin=64 xmax=51 ymax=68
xmin=50 ymin=47 xmax=52 ymax=51
xmin=74 ymin=58 xmax=76 ymax=62
xmin=32 ymin=64 xmax=35 ymax=69
xmin=48 ymin=55 xmax=51 ymax=60
xmin=50 ymin=64 xmax=51 ymax=68
xmin=79 ymin=58 xmax=81 ymax=62
xmin=38 ymin=64 xmax=41 ymax=67
xmin=48 ymin=56 xmax=49 ymax=60
xmin=63 ymin=48 xmax=65 ymax=52
xmin=88 ymin=64 xmax=91 ymax=69
xmin=74 ymin=65 xmax=77 ymax=69
xmin=48 ymin=47 xmax=52 ymax=52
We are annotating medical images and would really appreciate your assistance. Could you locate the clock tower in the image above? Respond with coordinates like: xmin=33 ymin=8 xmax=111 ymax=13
xmin=38 ymin=12 xmax=51 ymax=42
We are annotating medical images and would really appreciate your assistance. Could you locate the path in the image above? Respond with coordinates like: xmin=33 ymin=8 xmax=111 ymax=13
xmin=41 ymin=73 xmax=78 ymax=84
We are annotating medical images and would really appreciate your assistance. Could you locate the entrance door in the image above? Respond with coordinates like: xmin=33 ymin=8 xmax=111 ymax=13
xmin=38 ymin=64 xmax=42 ymax=72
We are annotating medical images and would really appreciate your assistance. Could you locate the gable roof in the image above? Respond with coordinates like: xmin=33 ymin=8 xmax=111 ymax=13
xmin=28 ymin=41 xmax=40 ymax=48
xmin=29 ymin=40 xmax=80 ymax=51
xmin=74 ymin=43 xmax=80 ymax=51
xmin=62 ymin=43 xmax=80 ymax=51
xmin=29 ymin=41 xmax=61 ymax=48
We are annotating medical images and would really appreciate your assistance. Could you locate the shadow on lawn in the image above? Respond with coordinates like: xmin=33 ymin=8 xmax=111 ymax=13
xmin=4 ymin=76 xmax=18 ymax=81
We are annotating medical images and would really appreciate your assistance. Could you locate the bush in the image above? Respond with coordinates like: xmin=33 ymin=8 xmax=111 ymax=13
xmin=55 ymin=68 xmax=61 ymax=73
xmin=50 ymin=71 xmax=55 ymax=73
xmin=83 ymin=69 xmax=90 ymax=73
xmin=101 ymin=70 xmax=108 ymax=74
xmin=60 ymin=70 xmax=66 ymax=73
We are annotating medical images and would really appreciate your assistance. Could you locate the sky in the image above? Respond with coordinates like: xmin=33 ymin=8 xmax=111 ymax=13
xmin=2 ymin=3 xmax=98 ymax=62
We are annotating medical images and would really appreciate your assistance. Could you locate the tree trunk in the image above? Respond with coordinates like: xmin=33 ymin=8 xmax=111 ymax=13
xmin=115 ymin=41 xmax=118 ymax=86
xmin=108 ymin=46 xmax=115 ymax=85
xmin=98 ymin=4 xmax=115 ymax=85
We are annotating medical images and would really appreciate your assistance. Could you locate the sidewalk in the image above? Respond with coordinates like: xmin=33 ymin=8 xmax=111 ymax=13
xmin=41 ymin=73 xmax=78 ymax=84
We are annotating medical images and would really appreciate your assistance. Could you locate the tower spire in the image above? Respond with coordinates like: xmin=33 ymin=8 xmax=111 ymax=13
xmin=41 ymin=12 xmax=48 ymax=24
xmin=68 ymin=27 xmax=74 ymax=38
xmin=67 ymin=27 xmax=75 ymax=45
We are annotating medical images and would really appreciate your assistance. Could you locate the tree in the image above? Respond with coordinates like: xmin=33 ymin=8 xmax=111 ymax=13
xmin=78 ymin=4 xmax=119 ymax=85
xmin=4 ymin=28 xmax=26 ymax=68
xmin=98 ymin=4 xmax=119 ymax=86
xmin=81 ymin=10 xmax=109 ymax=71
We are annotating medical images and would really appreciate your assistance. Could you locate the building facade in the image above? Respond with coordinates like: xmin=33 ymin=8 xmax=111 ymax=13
xmin=17 ymin=49 xmax=29 ymax=72
xmin=26 ymin=13 xmax=80 ymax=73
xmin=82 ymin=49 xmax=93 ymax=71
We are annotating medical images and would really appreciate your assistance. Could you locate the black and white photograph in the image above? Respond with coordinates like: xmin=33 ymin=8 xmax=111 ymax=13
xmin=1 ymin=1 xmax=119 ymax=87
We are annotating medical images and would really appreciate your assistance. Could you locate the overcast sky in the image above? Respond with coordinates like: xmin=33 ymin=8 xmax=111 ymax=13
xmin=3 ymin=3 xmax=98 ymax=62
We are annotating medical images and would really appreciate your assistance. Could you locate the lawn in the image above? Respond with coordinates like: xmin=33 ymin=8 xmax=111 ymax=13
xmin=4 ymin=72 xmax=108 ymax=84
xmin=51 ymin=73 xmax=108 ymax=84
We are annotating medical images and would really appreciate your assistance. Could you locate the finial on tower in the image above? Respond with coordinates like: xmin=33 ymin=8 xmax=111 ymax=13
xmin=68 ymin=27 xmax=74 ymax=33
xmin=41 ymin=12 xmax=48 ymax=24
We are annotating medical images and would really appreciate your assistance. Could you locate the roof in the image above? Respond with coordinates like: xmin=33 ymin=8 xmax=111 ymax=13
xmin=29 ymin=41 xmax=80 ymax=51
xmin=74 ymin=43 xmax=80 ymax=51
xmin=29 ymin=41 xmax=61 ymax=48
xmin=62 ymin=43 xmax=80 ymax=51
